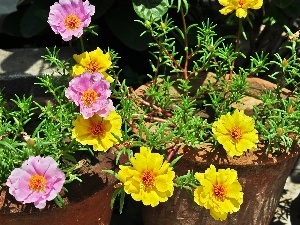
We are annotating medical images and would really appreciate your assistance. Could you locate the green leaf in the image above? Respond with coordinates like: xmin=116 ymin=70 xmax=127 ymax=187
xmin=62 ymin=153 xmax=77 ymax=164
xmin=170 ymin=155 xmax=183 ymax=167
xmin=110 ymin=188 xmax=126 ymax=214
xmin=0 ymin=141 xmax=16 ymax=151
xmin=132 ymin=0 xmax=170 ymax=21
xmin=102 ymin=169 xmax=119 ymax=179
xmin=54 ymin=194 xmax=65 ymax=208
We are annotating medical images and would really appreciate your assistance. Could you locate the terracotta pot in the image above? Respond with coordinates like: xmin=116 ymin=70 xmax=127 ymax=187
xmin=132 ymin=75 xmax=299 ymax=225
xmin=142 ymin=143 xmax=300 ymax=225
xmin=0 ymin=149 xmax=117 ymax=225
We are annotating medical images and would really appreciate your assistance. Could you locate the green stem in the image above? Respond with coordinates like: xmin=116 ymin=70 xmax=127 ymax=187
xmin=79 ymin=37 xmax=85 ymax=53
xmin=180 ymin=6 xmax=189 ymax=80
xmin=230 ymin=19 xmax=243 ymax=79
xmin=66 ymin=138 xmax=76 ymax=151
xmin=12 ymin=112 xmax=24 ymax=142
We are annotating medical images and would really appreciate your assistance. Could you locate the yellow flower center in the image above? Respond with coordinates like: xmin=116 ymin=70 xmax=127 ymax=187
xmin=64 ymin=14 xmax=81 ymax=30
xmin=81 ymin=89 xmax=99 ymax=107
xmin=86 ymin=61 xmax=100 ymax=73
xmin=90 ymin=123 xmax=105 ymax=136
xmin=231 ymin=127 xmax=242 ymax=141
xmin=29 ymin=174 xmax=47 ymax=192
xmin=141 ymin=170 xmax=155 ymax=190
xmin=213 ymin=184 xmax=226 ymax=201
xmin=238 ymin=0 xmax=246 ymax=7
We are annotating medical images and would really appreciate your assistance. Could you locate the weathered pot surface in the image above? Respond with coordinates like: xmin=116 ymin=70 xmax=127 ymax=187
xmin=142 ymin=143 xmax=300 ymax=225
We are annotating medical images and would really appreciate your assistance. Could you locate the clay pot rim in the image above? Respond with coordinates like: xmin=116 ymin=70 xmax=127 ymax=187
xmin=177 ymin=142 xmax=300 ymax=167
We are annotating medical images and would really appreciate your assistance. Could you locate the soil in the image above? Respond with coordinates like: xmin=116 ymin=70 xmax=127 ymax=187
xmin=178 ymin=142 xmax=300 ymax=167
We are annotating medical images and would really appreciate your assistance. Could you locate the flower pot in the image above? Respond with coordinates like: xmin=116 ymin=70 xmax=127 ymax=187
xmin=142 ymin=143 xmax=300 ymax=225
xmin=131 ymin=74 xmax=299 ymax=225
xmin=0 ymin=148 xmax=117 ymax=225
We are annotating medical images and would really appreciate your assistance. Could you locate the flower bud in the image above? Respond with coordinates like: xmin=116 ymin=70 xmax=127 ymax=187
xmin=277 ymin=128 xmax=284 ymax=135
xmin=209 ymin=45 xmax=215 ymax=52
xmin=26 ymin=138 xmax=36 ymax=147
xmin=160 ymin=22 xmax=166 ymax=30
xmin=287 ymin=106 xmax=294 ymax=114
xmin=114 ymin=183 xmax=124 ymax=189
xmin=145 ymin=20 xmax=151 ymax=28
xmin=282 ymin=58 xmax=288 ymax=67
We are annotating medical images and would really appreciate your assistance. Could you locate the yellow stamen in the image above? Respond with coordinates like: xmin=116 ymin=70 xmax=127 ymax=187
xmin=86 ymin=61 xmax=100 ymax=73
xmin=238 ymin=0 xmax=246 ymax=7
xmin=29 ymin=174 xmax=47 ymax=192
xmin=141 ymin=170 xmax=155 ymax=190
xmin=213 ymin=184 xmax=226 ymax=201
xmin=64 ymin=14 xmax=81 ymax=30
xmin=81 ymin=89 xmax=99 ymax=107
xmin=90 ymin=123 xmax=105 ymax=136
xmin=231 ymin=127 xmax=242 ymax=141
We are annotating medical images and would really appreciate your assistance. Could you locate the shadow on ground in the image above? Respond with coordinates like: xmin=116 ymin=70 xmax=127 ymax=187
xmin=270 ymin=191 xmax=300 ymax=225
xmin=290 ymin=194 xmax=300 ymax=225
xmin=270 ymin=165 xmax=300 ymax=225
xmin=110 ymin=196 xmax=143 ymax=225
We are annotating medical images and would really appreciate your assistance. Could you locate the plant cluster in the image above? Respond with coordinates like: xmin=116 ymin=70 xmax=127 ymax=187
xmin=0 ymin=0 xmax=299 ymax=222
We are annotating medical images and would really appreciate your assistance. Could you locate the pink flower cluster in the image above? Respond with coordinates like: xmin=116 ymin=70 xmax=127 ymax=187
xmin=65 ymin=72 xmax=114 ymax=118
xmin=48 ymin=0 xmax=114 ymax=119
xmin=6 ymin=156 xmax=65 ymax=209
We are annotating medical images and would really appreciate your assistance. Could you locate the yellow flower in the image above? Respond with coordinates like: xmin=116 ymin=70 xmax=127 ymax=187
xmin=118 ymin=147 xmax=175 ymax=207
xmin=212 ymin=109 xmax=258 ymax=157
xmin=71 ymin=47 xmax=114 ymax=82
xmin=194 ymin=165 xmax=243 ymax=221
xmin=218 ymin=0 xmax=263 ymax=18
xmin=72 ymin=111 xmax=122 ymax=151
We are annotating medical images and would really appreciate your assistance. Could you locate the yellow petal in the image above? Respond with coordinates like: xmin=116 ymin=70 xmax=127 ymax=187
xmin=250 ymin=0 xmax=263 ymax=9
xmin=140 ymin=189 xmax=160 ymax=206
xmin=235 ymin=138 xmax=256 ymax=153
xmin=71 ymin=64 xmax=86 ymax=76
xmin=236 ymin=8 xmax=248 ymax=18
xmin=73 ymin=52 xmax=87 ymax=63
xmin=102 ymin=71 xmax=114 ymax=82
xmin=210 ymin=207 xmax=229 ymax=221
xmin=219 ymin=6 xmax=235 ymax=15
xmin=218 ymin=0 xmax=230 ymax=7
xmin=155 ymin=172 xmax=175 ymax=192
xmin=242 ymin=131 xmax=259 ymax=143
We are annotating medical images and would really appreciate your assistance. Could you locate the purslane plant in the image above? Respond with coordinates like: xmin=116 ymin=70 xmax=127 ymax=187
xmin=110 ymin=0 xmax=299 ymax=221
xmin=0 ymin=0 xmax=299 ymax=222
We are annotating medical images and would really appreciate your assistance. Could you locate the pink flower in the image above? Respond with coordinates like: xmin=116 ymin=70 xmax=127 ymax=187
xmin=6 ymin=156 xmax=65 ymax=209
xmin=65 ymin=72 xmax=115 ymax=118
xmin=48 ymin=0 xmax=95 ymax=41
